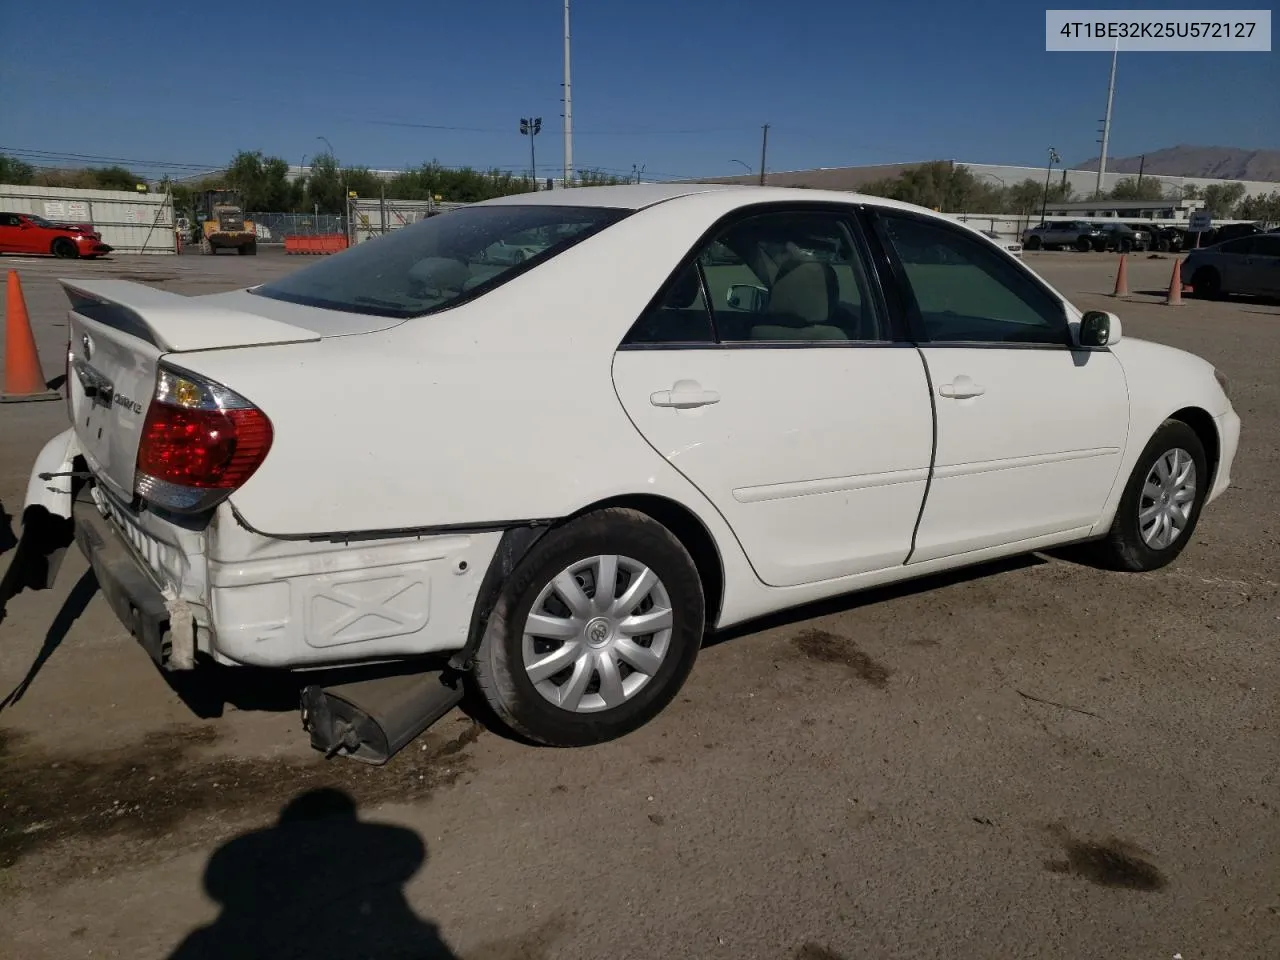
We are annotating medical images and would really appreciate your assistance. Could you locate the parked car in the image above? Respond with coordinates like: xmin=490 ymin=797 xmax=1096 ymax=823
xmin=1021 ymin=220 xmax=1105 ymax=252
xmin=20 ymin=184 xmax=1240 ymax=752
xmin=980 ymin=229 xmax=1023 ymax=258
xmin=1199 ymin=222 xmax=1265 ymax=247
xmin=1092 ymin=223 xmax=1150 ymax=253
xmin=1183 ymin=233 xmax=1280 ymax=299
xmin=0 ymin=211 xmax=112 ymax=258
xmin=1145 ymin=225 xmax=1187 ymax=253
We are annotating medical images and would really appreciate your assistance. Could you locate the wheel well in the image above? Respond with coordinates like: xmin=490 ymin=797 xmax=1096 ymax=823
xmin=1169 ymin=406 xmax=1220 ymax=488
xmin=573 ymin=494 xmax=725 ymax=628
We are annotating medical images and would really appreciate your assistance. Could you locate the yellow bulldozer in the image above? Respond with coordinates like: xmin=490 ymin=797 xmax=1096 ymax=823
xmin=195 ymin=189 xmax=257 ymax=255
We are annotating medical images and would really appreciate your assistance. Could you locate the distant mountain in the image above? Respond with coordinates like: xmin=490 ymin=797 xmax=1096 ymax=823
xmin=1075 ymin=146 xmax=1280 ymax=182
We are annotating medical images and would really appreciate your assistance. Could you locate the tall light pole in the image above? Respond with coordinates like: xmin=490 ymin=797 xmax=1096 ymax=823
xmin=1095 ymin=42 xmax=1118 ymax=198
xmin=520 ymin=117 xmax=542 ymax=184
xmin=562 ymin=0 xmax=573 ymax=187
xmin=1041 ymin=146 xmax=1061 ymax=223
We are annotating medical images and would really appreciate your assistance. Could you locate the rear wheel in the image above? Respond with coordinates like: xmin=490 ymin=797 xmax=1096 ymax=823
xmin=1093 ymin=420 xmax=1208 ymax=572
xmin=472 ymin=508 xmax=704 ymax=747
xmin=51 ymin=238 xmax=78 ymax=259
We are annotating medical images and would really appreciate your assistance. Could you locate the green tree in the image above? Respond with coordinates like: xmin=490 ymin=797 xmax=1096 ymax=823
xmin=1106 ymin=176 xmax=1166 ymax=201
xmin=1201 ymin=182 xmax=1246 ymax=218
xmin=226 ymin=151 xmax=301 ymax=211
xmin=0 ymin=154 xmax=35 ymax=185
xmin=1236 ymin=190 xmax=1280 ymax=223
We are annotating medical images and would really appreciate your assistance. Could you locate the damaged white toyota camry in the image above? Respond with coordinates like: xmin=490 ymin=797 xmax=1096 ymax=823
xmin=20 ymin=184 xmax=1240 ymax=758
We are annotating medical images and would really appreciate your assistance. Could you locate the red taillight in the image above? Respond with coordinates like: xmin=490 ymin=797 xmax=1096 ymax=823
xmin=138 ymin=404 xmax=272 ymax=488
xmin=134 ymin=366 xmax=272 ymax=512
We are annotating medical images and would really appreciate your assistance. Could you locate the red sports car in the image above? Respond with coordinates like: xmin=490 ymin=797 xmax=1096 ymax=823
xmin=0 ymin=211 xmax=113 ymax=258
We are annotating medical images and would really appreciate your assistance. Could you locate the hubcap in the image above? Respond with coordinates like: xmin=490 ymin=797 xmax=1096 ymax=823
xmin=1138 ymin=448 xmax=1197 ymax=550
xmin=521 ymin=554 xmax=674 ymax=714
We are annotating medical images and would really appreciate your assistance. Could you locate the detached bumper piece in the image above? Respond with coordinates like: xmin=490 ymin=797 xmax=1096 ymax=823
xmin=73 ymin=495 xmax=172 ymax=666
xmin=301 ymin=670 xmax=465 ymax=765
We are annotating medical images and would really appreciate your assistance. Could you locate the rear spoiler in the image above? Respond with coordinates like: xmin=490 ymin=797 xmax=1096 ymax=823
xmin=60 ymin=278 xmax=321 ymax=353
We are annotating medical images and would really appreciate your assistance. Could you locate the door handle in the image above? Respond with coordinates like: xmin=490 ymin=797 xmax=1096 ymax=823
xmin=650 ymin=380 xmax=721 ymax=409
xmin=938 ymin=375 xmax=985 ymax=400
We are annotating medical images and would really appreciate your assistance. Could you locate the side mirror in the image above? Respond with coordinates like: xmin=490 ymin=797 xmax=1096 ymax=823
xmin=1080 ymin=310 xmax=1122 ymax=347
xmin=726 ymin=283 xmax=768 ymax=312
xmin=19 ymin=221 xmax=32 ymax=229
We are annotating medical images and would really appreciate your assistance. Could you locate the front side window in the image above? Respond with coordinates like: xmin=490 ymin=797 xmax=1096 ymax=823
xmin=252 ymin=204 xmax=629 ymax=318
xmin=879 ymin=214 xmax=1069 ymax=346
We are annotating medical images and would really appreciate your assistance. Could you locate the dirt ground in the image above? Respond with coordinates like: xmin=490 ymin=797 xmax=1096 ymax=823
xmin=1 ymin=246 xmax=1277 ymax=960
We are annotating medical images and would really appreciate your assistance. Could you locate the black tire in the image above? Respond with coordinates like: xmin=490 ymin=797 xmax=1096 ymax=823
xmin=1075 ymin=236 xmax=1094 ymax=252
xmin=471 ymin=507 xmax=704 ymax=747
xmin=1191 ymin=267 xmax=1223 ymax=299
xmin=51 ymin=238 xmax=78 ymax=259
xmin=1025 ymin=236 xmax=1042 ymax=251
xmin=1094 ymin=419 xmax=1208 ymax=572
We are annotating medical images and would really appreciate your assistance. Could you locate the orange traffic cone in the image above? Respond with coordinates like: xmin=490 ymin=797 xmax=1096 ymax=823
xmin=1165 ymin=258 xmax=1184 ymax=306
xmin=1112 ymin=253 xmax=1129 ymax=296
xmin=2 ymin=270 xmax=61 ymax=403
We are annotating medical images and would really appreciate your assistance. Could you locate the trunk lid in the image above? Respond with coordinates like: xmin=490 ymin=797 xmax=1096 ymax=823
xmin=63 ymin=278 xmax=321 ymax=502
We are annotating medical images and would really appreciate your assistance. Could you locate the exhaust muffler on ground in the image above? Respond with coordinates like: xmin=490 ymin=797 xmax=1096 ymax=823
xmin=300 ymin=669 xmax=465 ymax=765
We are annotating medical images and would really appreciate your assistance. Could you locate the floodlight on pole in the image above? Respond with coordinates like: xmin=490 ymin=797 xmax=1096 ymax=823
xmin=520 ymin=117 xmax=543 ymax=183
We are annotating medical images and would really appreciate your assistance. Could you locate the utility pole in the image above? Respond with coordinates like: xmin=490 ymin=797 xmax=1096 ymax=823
xmin=562 ymin=0 xmax=573 ymax=188
xmin=520 ymin=117 xmax=542 ymax=183
xmin=1095 ymin=43 xmax=1118 ymax=198
xmin=758 ymin=124 xmax=770 ymax=186
xmin=1041 ymin=146 xmax=1061 ymax=224
xmin=1136 ymin=153 xmax=1145 ymax=188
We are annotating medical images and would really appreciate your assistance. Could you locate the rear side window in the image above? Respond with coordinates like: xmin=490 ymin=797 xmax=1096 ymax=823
xmin=252 ymin=204 xmax=629 ymax=319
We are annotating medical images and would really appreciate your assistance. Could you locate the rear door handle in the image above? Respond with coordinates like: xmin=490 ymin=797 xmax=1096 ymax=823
xmin=938 ymin=375 xmax=985 ymax=400
xmin=650 ymin=380 xmax=721 ymax=409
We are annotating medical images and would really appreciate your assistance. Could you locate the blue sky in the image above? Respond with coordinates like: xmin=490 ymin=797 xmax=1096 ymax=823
xmin=1 ymin=0 xmax=1275 ymax=180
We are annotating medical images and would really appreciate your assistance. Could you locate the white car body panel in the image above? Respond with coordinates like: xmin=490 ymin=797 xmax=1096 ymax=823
xmin=23 ymin=184 xmax=1241 ymax=672
xmin=910 ymin=347 xmax=1129 ymax=562
xmin=613 ymin=347 xmax=933 ymax=586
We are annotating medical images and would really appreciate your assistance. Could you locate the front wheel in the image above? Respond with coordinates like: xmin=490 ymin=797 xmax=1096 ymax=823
xmin=1094 ymin=420 xmax=1208 ymax=572
xmin=472 ymin=508 xmax=704 ymax=747
xmin=1024 ymin=236 xmax=1042 ymax=251
xmin=1075 ymin=236 xmax=1094 ymax=252
xmin=51 ymin=238 xmax=78 ymax=259
xmin=1191 ymin=267 xmax=1223 ymax=299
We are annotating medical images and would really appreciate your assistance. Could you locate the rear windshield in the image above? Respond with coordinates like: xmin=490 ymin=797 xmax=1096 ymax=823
xmin=251 ymin=204 xmax=629 ymax=318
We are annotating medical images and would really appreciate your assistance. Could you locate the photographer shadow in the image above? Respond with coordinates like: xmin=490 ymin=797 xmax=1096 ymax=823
xmin=168 ymin=787 xmax=459 ymax=960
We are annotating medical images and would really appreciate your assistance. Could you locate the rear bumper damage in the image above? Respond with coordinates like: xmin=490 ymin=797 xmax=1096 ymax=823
xmin=19 ymin=429 xmax=501 ymax=672
xmin=73 ymin=491 xmax=176 ymax=666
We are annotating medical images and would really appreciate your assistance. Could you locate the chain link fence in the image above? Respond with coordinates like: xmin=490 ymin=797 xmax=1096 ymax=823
xmin=248 ymin=212 xmax=346 ymax=244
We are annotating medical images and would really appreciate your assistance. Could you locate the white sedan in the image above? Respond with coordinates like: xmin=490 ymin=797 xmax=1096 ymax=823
xmin=22 ymin=184 xmax=1240 ymax=751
